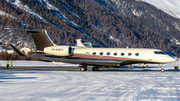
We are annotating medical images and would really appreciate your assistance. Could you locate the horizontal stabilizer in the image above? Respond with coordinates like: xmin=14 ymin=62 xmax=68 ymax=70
xmin=4 ymin=28 xmax=42 ymax=32
xmin=10 ymin=44 xmax=27 ymax=57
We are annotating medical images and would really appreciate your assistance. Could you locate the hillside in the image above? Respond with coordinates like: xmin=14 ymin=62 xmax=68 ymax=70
xmin=138 ymin=0 xmax=180 ymax=19
xmin=0 ymin=0 xmax=180 ymax=57
xmin=95 ymin=0 xmax=180 ymax=45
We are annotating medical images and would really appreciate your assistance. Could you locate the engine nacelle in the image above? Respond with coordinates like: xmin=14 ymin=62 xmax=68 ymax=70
xmin=44 ymin=46 xmax=73 ymax=56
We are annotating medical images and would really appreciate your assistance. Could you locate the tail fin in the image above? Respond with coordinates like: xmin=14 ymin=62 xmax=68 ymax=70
xmin=28 ymin=28 xmax=55 ymax=51
xmin=4 ymin=28 xmax=55 ymax=51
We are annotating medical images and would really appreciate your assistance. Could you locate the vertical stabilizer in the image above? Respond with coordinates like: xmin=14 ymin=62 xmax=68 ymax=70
xmin=28 ymin=28 xmax=55 ymax=51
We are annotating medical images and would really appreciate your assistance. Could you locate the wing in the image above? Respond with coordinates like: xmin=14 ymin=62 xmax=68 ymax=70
xmin=10 ymin=44 xmax=120 ymax=66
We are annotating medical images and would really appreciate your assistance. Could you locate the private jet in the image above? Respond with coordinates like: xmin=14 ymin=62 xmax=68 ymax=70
xmin=6 ymin=28 xmax=176 ymax=72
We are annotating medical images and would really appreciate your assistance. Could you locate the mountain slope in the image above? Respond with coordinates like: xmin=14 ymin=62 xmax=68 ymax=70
xmin=0 ymin=0 xmax=180 ymax=57
xmin=95 ymin=0 xmax=180 ymax=39
xmin=137 ymin=0 xmax=180 ymax=19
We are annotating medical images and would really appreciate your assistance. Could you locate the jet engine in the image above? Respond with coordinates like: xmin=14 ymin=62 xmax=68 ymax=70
xmin=44 ymin=46 xmax=73 ymax=56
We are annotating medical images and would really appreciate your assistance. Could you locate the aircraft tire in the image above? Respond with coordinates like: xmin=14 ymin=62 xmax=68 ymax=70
xmin=92 ymin=66 xmax=99 ymax=71
xmin=80 ymin=67 xmax=87 ymax=71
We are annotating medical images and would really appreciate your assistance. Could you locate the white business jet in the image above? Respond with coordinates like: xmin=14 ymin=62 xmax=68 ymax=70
xmin=6 ymin=28 xmax=175 ymax=72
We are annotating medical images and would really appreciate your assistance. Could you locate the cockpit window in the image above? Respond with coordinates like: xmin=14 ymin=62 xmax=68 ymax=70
xmin=154 ymin=51 xmax=166 ymax=55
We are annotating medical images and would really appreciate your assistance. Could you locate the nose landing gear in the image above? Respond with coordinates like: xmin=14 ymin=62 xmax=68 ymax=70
xmin=159 ymin=64 xmax=164 ymax=72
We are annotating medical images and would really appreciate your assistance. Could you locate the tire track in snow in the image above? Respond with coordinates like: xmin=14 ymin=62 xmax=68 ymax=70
xmin=1 ymin=71 xmax=180 ymax=100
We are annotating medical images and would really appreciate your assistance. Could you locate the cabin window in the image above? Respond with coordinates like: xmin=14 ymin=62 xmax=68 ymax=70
xmin=154 ymin=51 xmax=166 ymax=54
xmin=86 ymin=52 xmax=89 ymax=55
xmin=135 ymin=53 xmax=139 ymax=56
xmin=100 ymin=52 xmax=103 ymax=56
xmin=107 ymin=52 xmax=110 ymax=56
xmin=114 ymin=52 xmax=117 ymax=56
xmin=128 ymin=53 xmax=132 ymax=56
xmin=93 ymin=52 xmax=96 ymax=55
xmin=121 ymin=53 xmax=125 ymax=56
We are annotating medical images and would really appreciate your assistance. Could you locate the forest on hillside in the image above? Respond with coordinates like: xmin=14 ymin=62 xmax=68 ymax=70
xmin=97 ymin=0 xmax=180 ymax=38
xmin=0 ymin=0 xmax=180 ymax=58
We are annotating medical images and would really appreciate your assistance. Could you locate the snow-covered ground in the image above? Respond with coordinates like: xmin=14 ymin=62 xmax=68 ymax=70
xmin=0 ymin=60 xmax=78 ymax=67
xmin=137 ymin=0 xmax=180 ymax=18
xmin=0 ymin=61 xmax=180 ymax=100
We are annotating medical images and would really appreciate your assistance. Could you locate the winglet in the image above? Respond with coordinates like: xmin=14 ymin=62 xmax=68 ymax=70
xmin=10 ymin=44 xmax=27 ymax=57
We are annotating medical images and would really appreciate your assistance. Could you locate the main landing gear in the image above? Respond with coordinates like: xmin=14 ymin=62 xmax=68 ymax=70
xmin=79 ymin=65 xmax=100 ymax=71
xmin=79 ymin=65 xmax=109 ymax=71
xmin=159 ymin=64 xmax=164 ymax=72
xmin=92 ymin=66 xmax=109 ymax=71
xmin=79 ymin=65 xmax=87 ymax=71
xmin=92 ymin=66 xmax=99 ymax=71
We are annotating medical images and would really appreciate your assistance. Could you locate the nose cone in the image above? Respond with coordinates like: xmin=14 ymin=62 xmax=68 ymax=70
xmin=166 ymin=57 xmax=176 ymax=63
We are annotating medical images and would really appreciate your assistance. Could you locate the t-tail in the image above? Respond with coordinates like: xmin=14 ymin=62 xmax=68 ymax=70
xmin=27 ymin=28 xmax=55 ymax=52
xmin=4 ymin=28 xmax=55 ymax=53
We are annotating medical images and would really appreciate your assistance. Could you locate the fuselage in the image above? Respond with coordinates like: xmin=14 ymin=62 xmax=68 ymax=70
xmin=73 ymin=48 xmax=175 ymax=65
xmin=43 ymin=46 xmax=176 ymax=66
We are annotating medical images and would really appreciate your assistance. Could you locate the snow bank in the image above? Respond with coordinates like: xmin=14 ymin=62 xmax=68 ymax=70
xmin=0 ymin=60 xmax=78 ymax=67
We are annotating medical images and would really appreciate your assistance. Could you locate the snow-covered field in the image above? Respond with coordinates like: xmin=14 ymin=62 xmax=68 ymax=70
xmin=0 ymin=61 xmax=180 ymax=101
xmin=0 ymin=60 xmax=78 ymax=67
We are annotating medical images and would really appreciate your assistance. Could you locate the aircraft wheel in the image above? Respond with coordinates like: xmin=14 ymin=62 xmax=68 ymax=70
xmin=80 ymin=67 xmax=87 ymax=71
xmin=92 ymin=66 xmax=99 ymax=71
xmin=161 ymin=69 xmax=164 ymax=72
